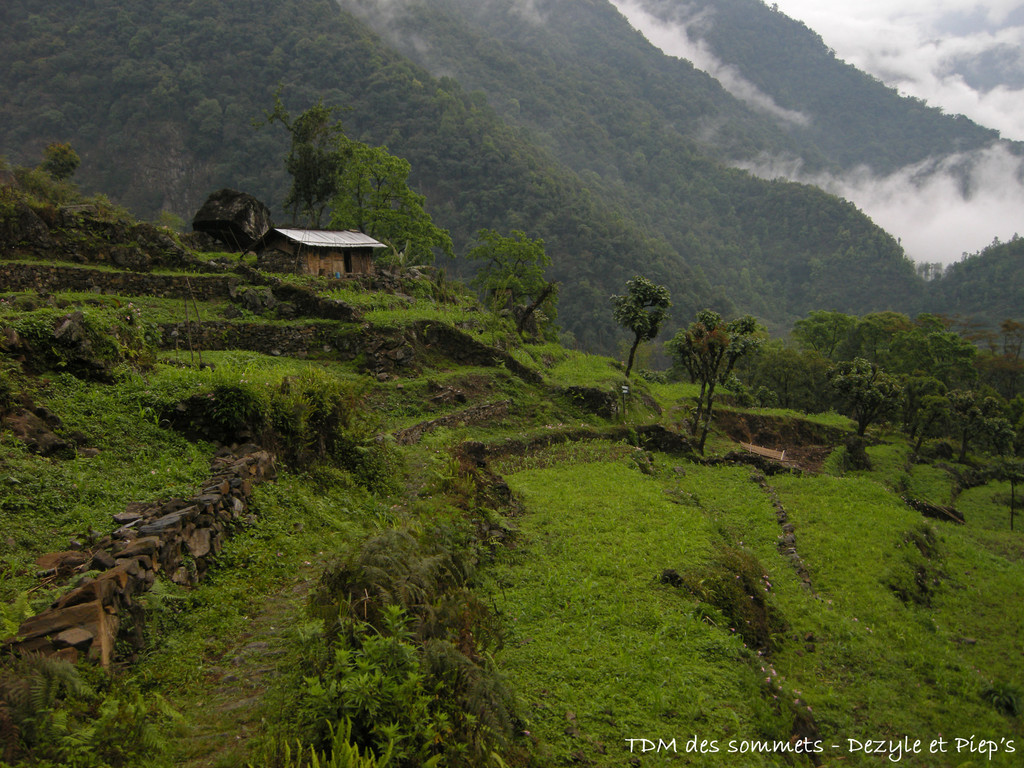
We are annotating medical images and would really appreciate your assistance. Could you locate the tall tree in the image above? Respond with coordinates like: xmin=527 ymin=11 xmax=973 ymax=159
xmin=610 ymin=276 xmax=671 ymax=379
xmin=748 ymin=343 xmax=831 ymax=412
xmin=993 ymin=459 xmax=1024 ymax=531
xmin=259 ymin=92 xmax=349 ymax=227
xmin=827 ymin=358 xmax=903 ymax=436
xmin=791 ymin=310 xmax=856 ymax=362
xmin=901 ymin=375 xmax=947 ymax=441
xmin=331 ymin=143 xmax=453 ymax=264
xmin=947 ymin=389 xmax=1015 ymax=463
xmin=466 ymin=229 xmax=558 ymax=338
xmin=667 ymin=310 xmax=762 ymax=453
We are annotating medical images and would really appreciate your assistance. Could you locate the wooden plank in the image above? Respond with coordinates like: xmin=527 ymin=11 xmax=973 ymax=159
xmin=740 ymin=441 xmax=786 ymax=461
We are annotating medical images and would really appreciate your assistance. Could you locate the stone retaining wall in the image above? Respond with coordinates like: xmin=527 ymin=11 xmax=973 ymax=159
xmin=394 ymin=400 xmax=513 ymax=445
xmin=3 ymin=445 xmax=275 ymax=667
xmin=158 ymin=321 xmax=343 ymax=360
xmin=156 ymin=320 xmax=545 ymax=384
xmin=0 ymin=262 xmax=238 ymax=301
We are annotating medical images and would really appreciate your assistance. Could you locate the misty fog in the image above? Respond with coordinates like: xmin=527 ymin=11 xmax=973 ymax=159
xmin=610 ymin=0 xmax=1024 ymax=265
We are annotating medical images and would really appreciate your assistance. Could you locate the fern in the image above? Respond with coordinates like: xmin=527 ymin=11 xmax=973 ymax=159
xmin=0 ymin=701 xmax=19 ymax=765
xmin=0 ymin=653 xmax=85 ymax=760
xmin=268 ymin=718 xmax=401 ymax=768
xmin=0 ymin=592 xmax=34 ymax=640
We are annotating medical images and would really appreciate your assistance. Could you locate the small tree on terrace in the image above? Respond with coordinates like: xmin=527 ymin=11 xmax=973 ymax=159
xmin=331 ymin=142 xmax=453 ymax=265
xmin=827 ymin=358 xmax=902 ymax=436
xmin=467 ymin=229 xmax=558 ymax=338
xmin=947 ymin=389 xmax=1015 ymax=463
xmin=611 ymin=275 xmax=671 ymax=378
xmin=992 ymin=458 xmax=1024 ymax=531
xmin=666 ymin=309 xmax=762 ymax=453
xmin=40 ymin=141 xmax=80 ymax=181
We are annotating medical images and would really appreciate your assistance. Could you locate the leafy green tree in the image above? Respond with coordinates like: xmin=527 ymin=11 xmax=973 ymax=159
xmin=791 ymin=310 xmax=856 ymax=362
xmin=259 ymin=92 xmax=349 ymax=227
xmin=331 ymin=142 xmax=453 ymax=264
xmin=901 ymin=375 xmax=947 ymax=440
xmin=827 ymin=358 xmax=903 ymax=436
xmin=610 ymin=275 xmax=671 ymax=379
xmin=466 ymin=229 xmax=557 ymax=337
xmin=40 ymin=141 xmax=80 ymax=180
xmin=992 ymin=459 xmax=1024 ymax=530
xmin=947 ymin=389 xmax=1015 ymax=463
xmin=913 ymin=394 xmax=952 ymax=454
xmin=888 ymin=321 xmax=977 ymax=389
xmin=845 ymin=311 xmax=912 ymax=364
xmin=978 ymin=319 xmax=1024 ymax=400
xmin=748 ymin=342 xmax=830 ymax=412
xmin=666 ymin=310 xmax=762 ymax=453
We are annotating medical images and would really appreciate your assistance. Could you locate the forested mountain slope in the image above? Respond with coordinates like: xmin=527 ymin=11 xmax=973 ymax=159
xmin=927 ymin=237 xmax=1024 ymax=329
xmin=630 ymin=0 xmax=1007 ymax=171
xmin=1 ymin=0 xmax=1006 ymax=349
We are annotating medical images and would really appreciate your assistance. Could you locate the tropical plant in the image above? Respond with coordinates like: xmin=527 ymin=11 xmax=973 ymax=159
xmin=610 ymin=275 xmax=671 ymax=378
xmin=666 ymin=309 xmax=762 ymax=453
xmin=466 ymin=228 xmax=557 ymax=338
xmin=259 ymin=90 xmax=350 ymax=228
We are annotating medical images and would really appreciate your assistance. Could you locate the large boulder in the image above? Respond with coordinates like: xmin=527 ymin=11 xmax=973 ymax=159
xmin=191 ymin=188 xmax=272 ymax=251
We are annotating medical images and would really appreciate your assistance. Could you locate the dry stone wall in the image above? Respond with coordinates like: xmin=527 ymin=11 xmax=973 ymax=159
xmin=0 ymin=262 xmax=239 ymax=301
xmin=3 ymin=445 xmax=275 ymax=667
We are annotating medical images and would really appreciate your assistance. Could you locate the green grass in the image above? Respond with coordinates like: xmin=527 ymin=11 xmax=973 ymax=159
xmin=541 ymin=347 xmax=626 ymax=388
xmin=492 ymin=460 xmax=799 ymax=767
xmin=0 ymin=372 xmax=213 ymax=606
xmin=905 ymin=462 xmax=957 ymax=506
xmin=770 ymin=472 xmax=1023 ymax=763
xmin=490 ymin=454 xmax=1024 ymax=767
xmin=0 ymin=255 xmax=226 ymax=276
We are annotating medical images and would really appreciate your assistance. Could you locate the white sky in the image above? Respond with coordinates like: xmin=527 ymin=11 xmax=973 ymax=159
xmin=610 ymin=0 xmax=1024 ymax=264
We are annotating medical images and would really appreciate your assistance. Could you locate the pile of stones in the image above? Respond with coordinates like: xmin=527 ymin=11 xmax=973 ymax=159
xmin=3 ymin=445 xmax=275 ymax=667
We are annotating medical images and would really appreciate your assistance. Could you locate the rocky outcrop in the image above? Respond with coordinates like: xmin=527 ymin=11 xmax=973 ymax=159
xmin=3 ymin=446 xmax=276 ymax=667
xmin=416 ymin=322 xmax=542 ymax=384
xmin=0 ymin=406 xmax=71 ymax=458
xmin=192 ymin=188 xmax=273 ymax=251
xmin=0 ymin=199 xmax=56 ymax=254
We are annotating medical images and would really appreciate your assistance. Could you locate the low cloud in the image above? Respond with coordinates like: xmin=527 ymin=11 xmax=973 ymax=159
xmin=609 ymin=0 xmax=811 ymax=126
xmin=736 ymin=143 xmax=1024 ymax=265
xmin=771 ymin=1 xmax=1024 ymax=140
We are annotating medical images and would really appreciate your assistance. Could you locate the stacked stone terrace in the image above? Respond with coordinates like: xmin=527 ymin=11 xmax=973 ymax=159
xmin=4 ymin=445 xmax=275 ymax=667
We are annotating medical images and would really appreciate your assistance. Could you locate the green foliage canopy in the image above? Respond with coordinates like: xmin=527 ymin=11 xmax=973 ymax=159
xmin=260 ymin=92 xmax=349 ymax=228
xmin=331 ymin=142 xmax=454 ymax=265
xmin=827 ymin=358 xmax=903 ymax=436
xmin=40 ymin=141 xmax=80 ymax=181
xmin=610 ymin=275 xmax=671 ymax=378
xmin=666 ymin=309 xmax=762 ymax=452
xmin=466 ymin=228 xmax=557 ymax=337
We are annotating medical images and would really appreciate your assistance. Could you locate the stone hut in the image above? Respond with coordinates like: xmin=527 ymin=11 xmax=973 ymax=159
xmin=252 ymin=228 xmax=386 ymax=276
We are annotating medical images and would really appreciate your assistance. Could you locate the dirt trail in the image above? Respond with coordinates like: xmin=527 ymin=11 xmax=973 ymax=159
xmin=172 ymin=572 xmax=315 ymax=768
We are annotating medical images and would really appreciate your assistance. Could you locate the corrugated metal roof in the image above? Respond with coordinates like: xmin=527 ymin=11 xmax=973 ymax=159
xmin=272 ymin=228 xmax=387 ymax=248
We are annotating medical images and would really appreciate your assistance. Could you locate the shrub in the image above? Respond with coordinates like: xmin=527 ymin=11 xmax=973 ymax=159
xmin=982 ymin=682 xmax=1022 ymax=718
xmin=0 ymin=654 xmax=177 ymax=766
xmin=306 ymin=528 xmax=518 ymax=767
xmin=669 ymin=545 xmax=788 ymax=652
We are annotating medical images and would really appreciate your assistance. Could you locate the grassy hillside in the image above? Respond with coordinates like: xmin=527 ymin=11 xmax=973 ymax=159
xmin=1 ymin=178 xmax=1022 ymax=767
xmin=0 ymin=0 xmax=943 ymax=351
